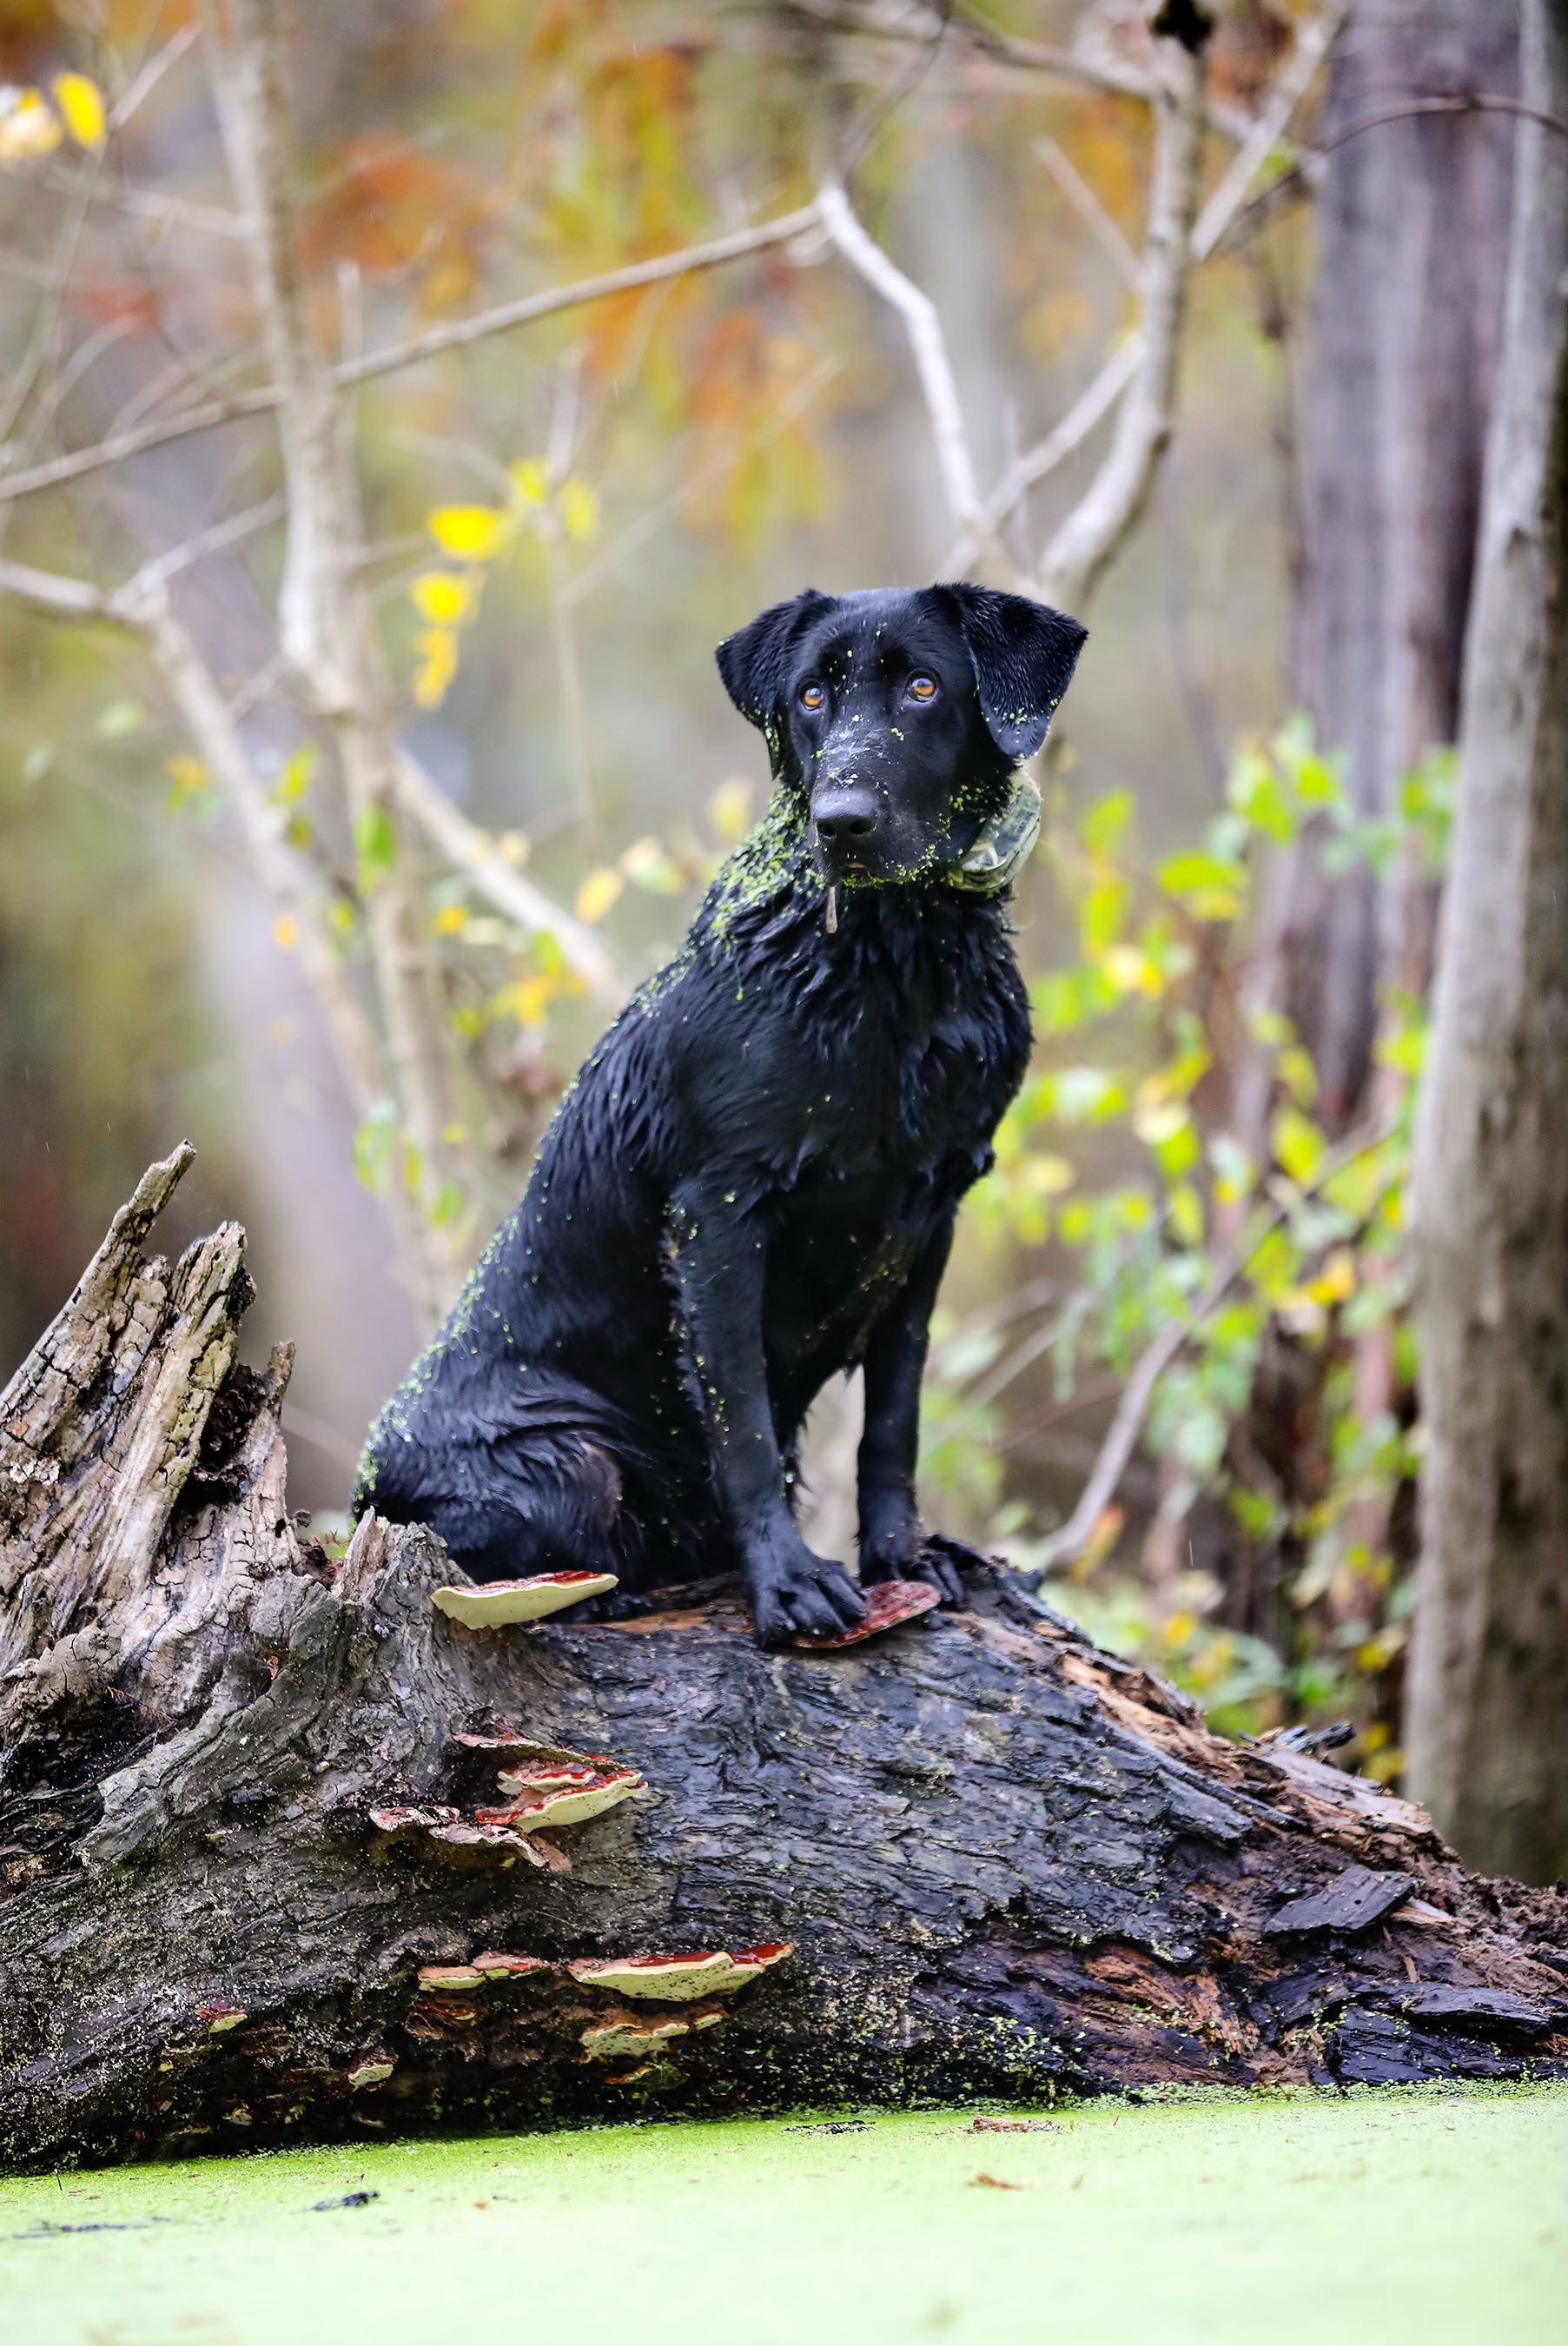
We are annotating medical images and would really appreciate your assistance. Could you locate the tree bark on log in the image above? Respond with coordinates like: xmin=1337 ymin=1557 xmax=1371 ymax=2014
xmin=2 ymin=1153 xmax=1564 ymax=2170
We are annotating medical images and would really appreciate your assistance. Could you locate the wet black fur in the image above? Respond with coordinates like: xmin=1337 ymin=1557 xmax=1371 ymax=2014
xmin=356 ymin=583 xmax=1086 ymax=1642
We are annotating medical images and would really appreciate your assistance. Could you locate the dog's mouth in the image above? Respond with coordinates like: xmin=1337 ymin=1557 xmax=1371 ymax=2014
xmin=812 ymin=774 xmax=1042 ymax=895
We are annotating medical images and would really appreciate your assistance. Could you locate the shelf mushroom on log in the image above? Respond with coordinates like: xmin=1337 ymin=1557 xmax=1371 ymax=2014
xmin=0 ymin=1150 xmax=1564 ymax=2170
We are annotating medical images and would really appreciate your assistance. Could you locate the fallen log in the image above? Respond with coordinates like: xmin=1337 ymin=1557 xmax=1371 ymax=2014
xmin=1 ymin=1150 xmax=1564 ymax=2170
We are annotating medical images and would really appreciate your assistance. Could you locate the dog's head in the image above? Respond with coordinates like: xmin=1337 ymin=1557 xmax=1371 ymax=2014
xmin=716 ymin=584 xmax=1086 ymax=888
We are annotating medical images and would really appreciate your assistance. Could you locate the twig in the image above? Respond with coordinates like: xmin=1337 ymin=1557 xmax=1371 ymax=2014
xmin=0 ymin=547 xmax=613 ymax=1001
xmin=817 ymin=179 xmax=1001 ymax=561
xmin=1034 ymin=137 xmax=1141 ymax=286
xmin=1034 ymin=1117 xmax=1397 ymax=1573
xmin=0 ymin=204 xmax=823 ymax=508
xmin=212 ymin=0 xmax=466 ymax=1327
xmin=394 ymin=755 xmax=619 ymax=1003
xmin=1035 ymin=33 xmax=1207 ymax=613
xmin=1190 ymin=5 xmax=1346 ymax=262
xmin=110 ymin=23 xmax=202 ymax=130
xmin=561 ymin=356 xmax=841 ymax=610
xmin=943 ymin=337 xmax=1142 ymax=573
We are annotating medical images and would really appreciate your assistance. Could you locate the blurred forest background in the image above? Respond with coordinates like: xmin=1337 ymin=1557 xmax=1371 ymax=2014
xmin=1 ymin=1 xmax=1562 ymax=1877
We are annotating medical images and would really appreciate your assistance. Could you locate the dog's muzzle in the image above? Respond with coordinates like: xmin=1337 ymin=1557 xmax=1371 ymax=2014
xmin=946 ymin=772 xmax=1042 ymax=896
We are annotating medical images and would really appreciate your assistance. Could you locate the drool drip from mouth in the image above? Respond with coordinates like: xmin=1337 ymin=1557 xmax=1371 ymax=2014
xmin=825 ymin=885 xmax=838 ymax=935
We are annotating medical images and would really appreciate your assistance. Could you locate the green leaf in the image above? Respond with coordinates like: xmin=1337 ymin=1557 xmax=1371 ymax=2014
xmin=354 ymin=802 xmax=397 ymax=887
xmin=1157 ymin=850 xmax=1246 ymax=921
xmin=1081 ymin=788 xmax=1134 ymax=858
xmin=95 ymin=699 xmax=145 ymax=738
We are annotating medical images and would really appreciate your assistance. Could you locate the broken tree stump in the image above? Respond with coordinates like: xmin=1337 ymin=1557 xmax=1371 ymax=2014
xmin=1 ymin=1150 xmax=1564 ymax=2170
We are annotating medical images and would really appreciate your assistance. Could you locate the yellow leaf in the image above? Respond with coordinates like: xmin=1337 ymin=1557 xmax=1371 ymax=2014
xmin=1022 ymin=1153 xmax=1075 ymax=1196
xmin=1304 ymin=1248 xmax=1357 ymax=1306
xmin=574 ymin=866 xmax=625 ymax=924
xmin=507 ymin=458 xmax=548 ymax=508
xmin=506 ymin=975 xmax=555 ymax=1027
xmin=1131 ymin=1100 xmax=1190 ymax=1149
xmin=273 ymin=914 xmax=300 ymax=951
xmin=412 ymin=629 xmax=458 ymax=710
xmin=51 ymin=71 xmax=105 ymax=148
xmin=166 ymin=753 xmax=207 ymax=799
xmin=427 ymin=506 xmax=508 ymax=560
xmin=619 ymin=835 xmax=685 ymax=893
xmin=1273 ymin=1104 xmax=1327 ymax=1184
xmin=558 ymin=474 xmax=599 ymax=542
xmin=0 ymin=88 xmax=63 ymax=159
xmin=710 ymin=778 xmax=753 ymax=845
xmin=440 ymin=1122 xmax=471 ymax=1147
xmin=408 ymin=571 xmax=475 ymax=625
xmin=1102 ymin=944 xmax=1163 ymax=997
xmin=433 ymin=904 xmax=468 ymax=935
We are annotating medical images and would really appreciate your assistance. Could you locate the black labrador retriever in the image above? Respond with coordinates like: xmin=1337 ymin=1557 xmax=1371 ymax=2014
xmin=355 ymin=582 xmax=1086 ymax=1642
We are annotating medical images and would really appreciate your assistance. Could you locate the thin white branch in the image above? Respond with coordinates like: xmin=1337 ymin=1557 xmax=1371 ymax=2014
xmin=0 ymin=204 xmax=823 ymax=508
xmin=1034 ymin=137 xmax=1141 ymax=287
xmin=345 ymin=207 xmax=820 ymax=390
xmin=817 ymin=179 xmax=996 ymax=555
xmin=1035 ymin=35 xmax=1207 ymax=613
xmin=110 ymin=23 xmax=201 ymax=130
xmin=0 ymin=556 xmax=116 ymax=622
xmin=1191 ymin=5 xmax=1346 ymax=262
xmin=121 ymin=494 xmax=286 ymax=600
xmin=0 ymin=156 xmax=248 ymax=237
xmin=394 ymin=755 xmax=620 ymax=1004
xmin=943 ymin=335 xmax=1143 ymax=573
xmin=211 ymin=0 xmax=466 ymax=1327
xmin=1034 ymin=1118 xmax=1395 ymax=1573
xmin=0 ymin=544 xmax=613 ymax=1011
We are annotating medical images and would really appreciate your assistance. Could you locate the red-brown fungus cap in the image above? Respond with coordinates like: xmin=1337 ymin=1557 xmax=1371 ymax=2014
xmin=791 ymin=1579 xmax=941 ymax=1648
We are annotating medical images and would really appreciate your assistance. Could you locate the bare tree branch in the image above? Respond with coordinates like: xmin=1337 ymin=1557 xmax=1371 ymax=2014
xmin=817 ymin=178 xmax=1005 ymax=565
xmin=943 ymin=336 xmax=1144 ymax=573
xmin=209 ymin=0 xmax=477 ymax=1326
xmin=1190 ymin=5 xmax=1346 ymax=262
xmin=394 ymin=757 xmax=619 ymax=1003
xmin=1035 ymin=34 xmax=1207 ymax=613
xmin=1035 ymin=1118 xmax=1396 ymax=1572
xmin=1034 ymin=136 xmax=1141 ymax=287
xmin=0 ymin=206 xmax=823 ymax=510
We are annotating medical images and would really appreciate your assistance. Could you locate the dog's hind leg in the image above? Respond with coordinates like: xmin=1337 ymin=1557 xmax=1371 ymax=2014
xmin=374 ymin=1429 xmax=642 ymax=1598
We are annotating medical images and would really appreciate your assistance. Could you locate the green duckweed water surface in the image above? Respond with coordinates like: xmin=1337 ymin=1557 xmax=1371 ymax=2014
xmin=2 ymin=2089 xmax=1562 ymax=2346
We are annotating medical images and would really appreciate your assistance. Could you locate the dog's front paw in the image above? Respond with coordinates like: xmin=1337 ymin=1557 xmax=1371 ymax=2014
xmin=750 ymin=1534 xmax=867 ymax=1647
xmin=861 ymin=1518 xmax=982 ymax=1607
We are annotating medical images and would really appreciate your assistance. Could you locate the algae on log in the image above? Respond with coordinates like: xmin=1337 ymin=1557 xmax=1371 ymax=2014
xmin=1 ymin=1152 xmax=1565 ymax=2169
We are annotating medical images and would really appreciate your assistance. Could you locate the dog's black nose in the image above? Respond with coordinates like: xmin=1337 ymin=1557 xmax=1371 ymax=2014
xmin=814 ymin=792 xmax=878 ymax=844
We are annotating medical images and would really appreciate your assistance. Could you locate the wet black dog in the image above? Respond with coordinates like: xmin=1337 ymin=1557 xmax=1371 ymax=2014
xmin=355 ymin=582 xmax=1086 ymax=1642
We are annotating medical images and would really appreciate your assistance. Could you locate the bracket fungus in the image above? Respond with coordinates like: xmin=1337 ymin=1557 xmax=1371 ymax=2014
xmin=431 ymin=1571 xmax=619 ymax=1629
xmin=579 ymin=2000 xmax=730 ymax=2060
xmin=471 ymin=1952 xmax=555 ymax=1979
xmin=567 ymin=1945 xmax=793 ymax=2002
xmin=367 ymin=1804 xmax=460 ymax=1835
xmin=792 ymin=1578 xmax=941 ymax=1649
xmin=475 ymin=1763 xmax=645 ymax=1832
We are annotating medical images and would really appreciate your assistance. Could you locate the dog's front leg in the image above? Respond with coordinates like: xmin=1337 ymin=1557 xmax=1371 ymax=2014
xmin=857 ymin=1216 xmax=977 ymax=1606
xmin=667 ymin=1180 xmax=866 ymax=1645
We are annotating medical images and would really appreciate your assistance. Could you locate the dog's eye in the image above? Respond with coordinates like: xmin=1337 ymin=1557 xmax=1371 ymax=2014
xmin=799 ymin=681 xmax=825 ymax=711
xmin=908 ymin=675 xmax=937 ymax=702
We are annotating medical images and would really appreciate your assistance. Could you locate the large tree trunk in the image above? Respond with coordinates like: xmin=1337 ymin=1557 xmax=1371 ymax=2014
xmin=1405 ymin=0 xmax=1568 ymax=1887
xmin=2 ymin=1152 xmax=1564 ymax=2170
xmin=1287 ymin=0 xmax=1518 ymax=1123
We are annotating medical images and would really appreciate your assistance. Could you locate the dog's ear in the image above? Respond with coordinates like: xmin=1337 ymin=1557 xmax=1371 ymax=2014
xmin=936 ymin=583 xmax=1087 ymax=762
xmin=716 ymin=589 xmax=836 ymax=741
